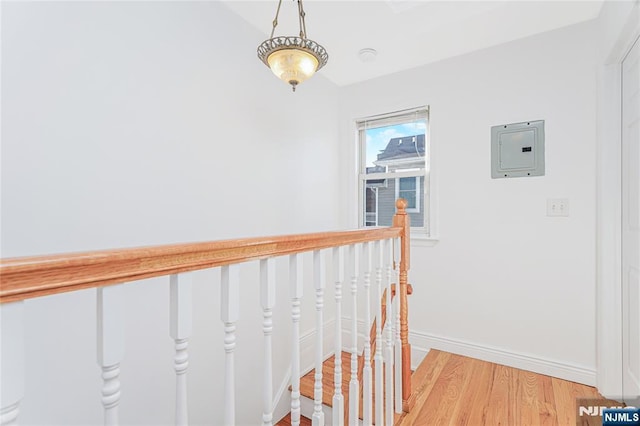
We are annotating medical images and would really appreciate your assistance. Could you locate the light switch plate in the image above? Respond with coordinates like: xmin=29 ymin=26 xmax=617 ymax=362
xmin=547 ymin=198 xmax=569 ymax=217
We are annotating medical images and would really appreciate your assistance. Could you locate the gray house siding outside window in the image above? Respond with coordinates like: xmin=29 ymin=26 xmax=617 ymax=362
xmin=371 ymin=176 xmax=425 ymax=227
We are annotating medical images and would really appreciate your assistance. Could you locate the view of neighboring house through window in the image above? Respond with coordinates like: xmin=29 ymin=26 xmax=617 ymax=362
xmin=358 ymin=107 xmax=429 ymax=232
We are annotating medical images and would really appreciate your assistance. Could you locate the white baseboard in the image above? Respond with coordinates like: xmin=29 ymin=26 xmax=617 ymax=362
xmin=411 ymin=345 xmax=429 ymax=370
xmin=409 ymin=330 xmax=596 ymax=386
xmin=337 ymin=317 xmax=595 ymax=386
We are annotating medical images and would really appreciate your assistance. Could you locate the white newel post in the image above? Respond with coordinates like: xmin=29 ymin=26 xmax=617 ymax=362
xmin=331 ymin=246 xmax=345 ymax=425
xmin=221 ymin=265 xmax=240 ymax=426
xmin=312 ymin=250 xmax=325 ymax=426
xmin=361 ymin=242 xmax=372 ymax=426
xmin=383 ymin=240 xmax=394 ymax=426
xmin=393 ymin=239 xmax=402 ymax=414
xmin=261 ymin=259 xmax=276 ymax=426
xmin=170 ymin=273 xmax=192 ymax=426
xmin=97 ymin=285 xmax=125 ymax=426
xmin=347 ymin=244 xmax=359 ymax=426
xmin=0 ymin=302 xmax=24 ymax=426
xmin=289 ymin=254 xmax=304 ymax=426
xmin=373 ymin=241 xmax=384 ymax=426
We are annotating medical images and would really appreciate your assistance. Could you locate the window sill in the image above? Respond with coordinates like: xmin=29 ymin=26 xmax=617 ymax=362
xmin=410 ymin=232 xmax=439 ymax=247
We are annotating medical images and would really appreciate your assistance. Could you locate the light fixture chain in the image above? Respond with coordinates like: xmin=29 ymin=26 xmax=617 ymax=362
xmin=297 ymin=0 xmax=308 ymax=39
xmin=270 ymin=0 xmax=284 ymax=39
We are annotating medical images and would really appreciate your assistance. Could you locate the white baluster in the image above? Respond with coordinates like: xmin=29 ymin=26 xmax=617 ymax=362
xmin=221 ymin=265 xmax=240 ymax=426
xmin=312 ymin=250 xmax=325 ymax=426
xmin=373 ymin=241 xmax=384 ymax=426
xmin=290 ymin=254 xmax=304 ymax=426
xmin=347 ymin=244 xmax=359 ymax=426
xmin=331 ymin=247 xmax=344 ymax=426
xmin=383 ymin=240 xmax=394 ymax=426
xmin=393 ymin=239 xmax=403 ymax=414
xmin=170 ymin=273 xmax=192 ymax=426
xmin=261 ymin=259 xmax=276 ymax=426
xmin=361 ymin=242 xmax=373 ymax=426
xmin=0 ymin=302 xmax=24 ymax=426
xmin=97 ymin=285 xmax=125 ymax=426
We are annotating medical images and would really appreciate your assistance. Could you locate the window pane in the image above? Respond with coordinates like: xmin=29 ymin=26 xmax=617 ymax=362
xmin=364 ymin=122 xmax=426 ymax=174
xmin=365 ymin=187 xmax=377 ymax=213
xmin=363 ymin=175 xmax=425 ymax=228
xmin=399 ymin=190 xmax=416 ymax=209
xmin=399 ymin=177 xmax=416 ymax=191
xmin=398 ymin=177 xmax=417 ymax=209
xmin=363 ymin=181 xmax=388 ymax=227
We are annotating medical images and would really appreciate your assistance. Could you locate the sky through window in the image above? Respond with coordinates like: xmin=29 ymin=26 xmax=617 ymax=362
xmin=365 ymin=122 xmax=427 ymax=169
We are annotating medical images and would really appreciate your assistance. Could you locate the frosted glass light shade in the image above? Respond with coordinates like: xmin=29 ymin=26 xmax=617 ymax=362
xmin=267 ymin=48 xmax=319 ymax=90
xmin=257 ymin=35 xmax=328 ymax=92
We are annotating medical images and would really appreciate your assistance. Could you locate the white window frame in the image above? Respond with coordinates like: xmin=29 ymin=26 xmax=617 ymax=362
xmin=395 ymin=177 xmax=420 ymax=213
xmin=356 ymin=106 xmax=433 ymax=239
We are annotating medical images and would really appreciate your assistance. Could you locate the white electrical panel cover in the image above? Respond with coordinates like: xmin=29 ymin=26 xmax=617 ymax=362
xmin=491 ymin=120 xmax=545 ymax=178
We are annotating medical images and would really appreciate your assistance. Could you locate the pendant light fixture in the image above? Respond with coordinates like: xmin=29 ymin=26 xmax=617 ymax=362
xmin=257 ymin=0 xmax=328 ymax=92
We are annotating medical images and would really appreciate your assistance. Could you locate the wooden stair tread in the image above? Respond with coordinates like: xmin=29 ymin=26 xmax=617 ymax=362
xmin=299 ymin=351 xmax=353 ymax=407
xmin=275 ymin=413 xmax=312 ymax=426
xmin=296 ymin=291 xmax=405 ymax=424
xmin=299 ymin=350 xmax=402 ymax=424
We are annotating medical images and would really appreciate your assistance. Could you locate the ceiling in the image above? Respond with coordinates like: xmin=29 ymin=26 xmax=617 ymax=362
xmin=222 ymin=0 xmax=603 ymax=87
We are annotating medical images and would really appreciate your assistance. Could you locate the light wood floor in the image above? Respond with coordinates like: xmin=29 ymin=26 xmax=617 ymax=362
xmin=396 ymin=349 xmax=613 ymax=426
xmin=276 ymin=349 xmax=616 ymax=426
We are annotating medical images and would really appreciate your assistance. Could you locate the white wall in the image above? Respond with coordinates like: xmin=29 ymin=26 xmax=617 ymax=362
xmin=339 ymin=21 xmax=599 ymax=384
xmin=597 ymin=0 xmax=639 ymax=62
xmin=1 ymin=2 xmax=341 ymax=424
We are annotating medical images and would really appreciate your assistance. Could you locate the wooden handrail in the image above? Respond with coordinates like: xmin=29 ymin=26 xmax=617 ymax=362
xmin=0 ymin=227 xmax=402 ymax=304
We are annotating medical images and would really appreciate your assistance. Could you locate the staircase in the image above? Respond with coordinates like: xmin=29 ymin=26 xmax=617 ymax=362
xmin=277 ymin=351 xmax=405 ymax=426
xmin=278 ymin=285 xmax=411 ymax=426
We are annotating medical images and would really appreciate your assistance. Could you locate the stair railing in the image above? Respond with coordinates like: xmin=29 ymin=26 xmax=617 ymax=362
xmin=0 ymin=199 xmax=412 ymax=426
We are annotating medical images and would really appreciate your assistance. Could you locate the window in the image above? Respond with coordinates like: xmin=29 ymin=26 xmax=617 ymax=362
xmin=357 ymin=107 xmax=430 ymax=233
